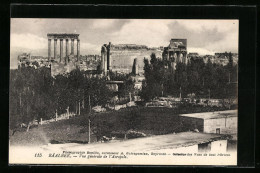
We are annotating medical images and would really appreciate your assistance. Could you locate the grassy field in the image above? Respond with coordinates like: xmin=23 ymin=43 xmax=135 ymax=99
xmin=9 ymin=106 xmax=229 ymax=146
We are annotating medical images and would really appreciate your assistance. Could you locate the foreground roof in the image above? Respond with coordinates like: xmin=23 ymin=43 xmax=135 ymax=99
xmin=179 ymin=110 xmax=237 ymax=120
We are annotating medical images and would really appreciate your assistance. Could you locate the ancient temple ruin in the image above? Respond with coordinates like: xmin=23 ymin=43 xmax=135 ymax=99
xmin=162 ymin=39 xmax=188 ymax=71
xmin=100 ymin=42 xmax=163 ymax=75
xmin=47 ymin=33 xmax=80 ymax=63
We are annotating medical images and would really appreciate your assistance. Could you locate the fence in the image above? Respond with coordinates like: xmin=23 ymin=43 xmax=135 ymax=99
xmin=31 ymin=112 xmax=77 ymax=126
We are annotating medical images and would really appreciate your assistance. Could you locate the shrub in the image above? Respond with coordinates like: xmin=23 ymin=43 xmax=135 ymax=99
xmin=126 ymin=130 xmax=146 ymax=139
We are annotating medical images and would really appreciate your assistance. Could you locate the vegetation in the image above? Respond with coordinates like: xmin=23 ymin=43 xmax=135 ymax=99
xmin=10 ymin=105 xmax=228 ymax=145
xmin=108 ymin=71 xmax=135 ymax=102
xmin=9 ymin=63 xmax=113 ymax=133
xmin=9 ymin=51 xmax=238 ymax=143
xmin=141 ymin=52 xmax=238 ymax=101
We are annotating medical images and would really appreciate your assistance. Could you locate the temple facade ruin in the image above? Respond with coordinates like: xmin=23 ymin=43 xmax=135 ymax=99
xmin=100 ymin=42 xmax=163 ymax=75
xmin=47 ymin=33 xmax=80 ymax=63
xmin=162 ymin=39 xmax=188 ymax=72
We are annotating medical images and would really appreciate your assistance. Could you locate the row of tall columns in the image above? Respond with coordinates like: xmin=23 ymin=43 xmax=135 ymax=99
xmin=48 ymin=38 xmax=80 ymax=62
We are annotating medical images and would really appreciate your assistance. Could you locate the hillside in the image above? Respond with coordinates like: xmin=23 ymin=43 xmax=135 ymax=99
xmin=9 ymin=106 xmax=229 ymax=146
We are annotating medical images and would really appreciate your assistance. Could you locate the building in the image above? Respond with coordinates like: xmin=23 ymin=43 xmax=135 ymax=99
xmin=162 ymin=39 xmax=188 ymax=63
xmin=47 ymin=33 xmax=80 ymax=62
xmin=187 ymin=52 xmax=239 ymax=66
xmin=179 ymin=110 xmax=237 ymax=134
xmin=162 ymin=39 xmax=188 ymax=72
xmin=100 ymin=42 xmax=163 ymax=75
xmin=18 ymin=53 xmax=51 ymax=68
xmin=214 ymin=52 xmax=238 ymax=66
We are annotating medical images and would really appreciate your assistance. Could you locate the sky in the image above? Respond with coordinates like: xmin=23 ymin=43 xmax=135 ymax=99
xmin=10 ymin=19 xmax=238 ymax=69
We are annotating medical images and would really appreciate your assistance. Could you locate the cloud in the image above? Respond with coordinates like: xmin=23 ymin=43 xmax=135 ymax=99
xmin=11 ymin=33 xmax=46 ymax=50
xmin=204 ymin=31 xmax=238 ymax=53
xmin=91 ymin=19 xmax=117 ymax=29
xmin=188 ymin=47 xmax=215 ymax=55
xmin=176 ymin=20 xmax=238 ymax=33
xmin=166 ymin=20 xmax=238 ymax=53
xmin=106 ymin=19 xmax=238 ymax=53
xmin=80 ymin=42 xmax=101 ymax=55
xmin=110 ymin=20 xmax=172 ymax=47
xmin=10 ymin=19 xmax=239 ymax=58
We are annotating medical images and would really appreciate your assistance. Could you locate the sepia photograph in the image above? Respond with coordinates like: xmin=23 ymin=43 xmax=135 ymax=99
xmin=9 ymin=18 xmax=238 ymax=165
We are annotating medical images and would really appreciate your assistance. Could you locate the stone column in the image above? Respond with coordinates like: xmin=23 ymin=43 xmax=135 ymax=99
xmin=174 ymin=52 xmax=178 ymax=62
xmin=179 ymin=53 xmax=183 ymax=63
xmin=60 ymin=39 xmax=63 ymax=62
xmin=132 ymin=58 xmax=138 ymax=75
xmin=66 ymin=39 xmax=69 ymax=57
xmin=71 ymin=39 xmax=74 ymax=55
xmin=104 ymin=50 xmax=107 ymax=75
xmin=184 ymin=52 xmax=188 ymax=64
xmin=100 ymin=47 xmax=104 ymax=72
xmin=48 ymin=38 xmax=51 ymax=60
xmin=135 ymin=59 xmax=139 ymax=75
xmin=108 ymin=42 xmax=112 ymax=71
xmin=54 ymin=39 xmax=57 ymax=59
xmin=65 ymin=39 xmax=69 ymax=64
xmin=101 ymin=46 xmax=107 ymax=75
xmin=77 ymin=39 xmax=80 ymax=61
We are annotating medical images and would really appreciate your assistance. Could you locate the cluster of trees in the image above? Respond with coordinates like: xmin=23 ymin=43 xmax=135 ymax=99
xmin=108 ymin=71 xmax=135 ymax=103
xmin=10 ymin=63 xmax=113 ymax=132
xmin=141 ymin=53 xmax=238 ymax=101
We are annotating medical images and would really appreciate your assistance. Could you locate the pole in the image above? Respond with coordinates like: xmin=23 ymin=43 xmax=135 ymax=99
xmin=83 ymin=95 xmax=85 ymax=109
xmin=88 ymin=95 xmax=91 ymax=144
xmin=179 ymin=87 xmax=182 ymax=100
xmin=67 ymin=107 xmax=69 ymax=119
xmin=55 ymin=109 xmax=57 ymax=121
xmin=161 ymin=84 xmax=164 ymax=97
xmin=78 ymin=101 xmax=81 ymax=115
xmin=75 ymin=101 xmax=77 ymax=115
xmin=229 ymin=73 xmax=231 ymax=84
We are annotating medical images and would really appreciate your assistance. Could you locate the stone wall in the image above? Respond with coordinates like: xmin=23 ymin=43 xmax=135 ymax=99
xmin=204 ymin=117 xmax=237 ymax=134
xmin=110 ymin=49 xmax=162 ymax=74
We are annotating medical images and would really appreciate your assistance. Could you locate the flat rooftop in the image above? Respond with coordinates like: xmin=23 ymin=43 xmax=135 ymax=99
xmin=38 ymin=132 xmax=227 ymax=152
xmin=179 ymin=110 xmax=237 ymax=120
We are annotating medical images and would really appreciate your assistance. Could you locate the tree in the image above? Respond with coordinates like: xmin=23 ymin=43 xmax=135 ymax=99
xmin=141 ymin=53 xmax=170 ymax=101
